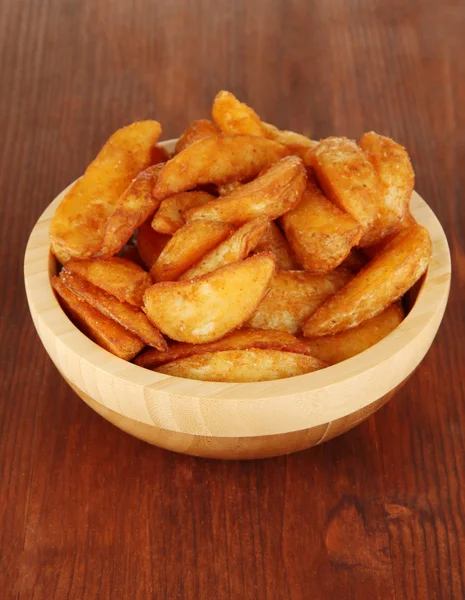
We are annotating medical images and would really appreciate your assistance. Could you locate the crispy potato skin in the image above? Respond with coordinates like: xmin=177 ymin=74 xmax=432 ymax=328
xmin=60 ymin=270 xmax=167 ymax=350
xmin=51 ymin=276 xmax=145 ymax=360
xmin=65 ymin=257 xmax=152 ymax=307
xmin=100 ymin=164 xmax=163 ymax=257
xmin=175 ymin=119 xmax=219 ymax=154
xmin=247 ymin=269 xmax=352 ymax=334
xmin=151 ymin=220 xmax=233 ymax=282
xmin=50 ymin=121 xmax=162 ymax=263
xmin=137 ymin=223 xmax=170 ymax=270
xmin=153 ymin=134 xmax=289 ymax=201
xmin=180 ymin=217 xmax=268 ymax=280
xmin=302 ymin=303 xmax=404 ymax=365
xmin=156 ymin=349 xmax=325 ymax=382
xmin=184 ymin=156 xmax=306 ymax=225
xmin=144 ymin=253 xmax=276 ymax=343
xmin=135 ymin=328 xmax=317 ymax=369
xmin=303 ymin=224 xmax=432 ymax=337
xmin=254 ymin=222 xmax=300 ymax=269
xmin=359 ymin=132 xmax=415 ymax=246
xmin=281 ymin=180 xmax=362 ymax=272
xmin=312 ymin=137 xmax=379 ymax=231
xmin=151 ymin=191 xmax=215 ymax=235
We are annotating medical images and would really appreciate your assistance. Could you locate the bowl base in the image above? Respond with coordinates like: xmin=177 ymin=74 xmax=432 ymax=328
xmin=65 ymin=376 xmax=405 ymax=460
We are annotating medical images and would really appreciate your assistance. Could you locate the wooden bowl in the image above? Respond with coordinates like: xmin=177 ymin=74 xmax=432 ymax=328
xmin=24 ymin=139 xmax=451 ymax=459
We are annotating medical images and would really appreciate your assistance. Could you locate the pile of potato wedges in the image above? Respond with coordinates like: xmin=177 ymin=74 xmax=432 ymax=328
xmin=50 ymin=91 xmax=432 ymax=382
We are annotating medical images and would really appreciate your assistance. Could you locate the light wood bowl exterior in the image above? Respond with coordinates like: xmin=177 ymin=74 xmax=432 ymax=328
xmin=24 ymin=139 xmax=451 ymax=459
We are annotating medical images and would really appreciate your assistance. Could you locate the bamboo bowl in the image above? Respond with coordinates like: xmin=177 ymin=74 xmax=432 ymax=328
xmin=24 ymin=139 xmax=451 ymax=459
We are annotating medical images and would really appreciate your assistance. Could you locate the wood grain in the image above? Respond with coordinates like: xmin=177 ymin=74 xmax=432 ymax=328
xmin=1 ymin=0 xmax=465 ymax=598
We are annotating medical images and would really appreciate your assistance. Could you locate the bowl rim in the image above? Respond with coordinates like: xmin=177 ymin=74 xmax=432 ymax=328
xmin=24 ymin=138 xmax=451 ymax=412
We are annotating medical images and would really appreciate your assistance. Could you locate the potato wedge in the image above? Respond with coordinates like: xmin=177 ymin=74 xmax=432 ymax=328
xmin=184 ymin=156 xmax=306 ymax=225
xmin=212 ymin=91 xmax=316 ymax=156
xmin=100 ymin=164 xmax=163 ymax=257
xmin=135 ymin=328 xmax=317 ymax=369
xmin=281 ymin=180 xmax=362 ymax=272
xmin=301 ymin=304 xmax=404 ymax=365
xmin=137 ymin=223 xmax=170 ymax=270
xmin=212 ymin=90 xmax=264 ymax=136
xmin=156 ymin=349 xmax=324 ymax=382
xmin=312 ymin=137 xmax=379 ymax=230
xmin=153 ymin=134 xmax=289 ymax=201
xmin=151 ymin=220 xmax=233 ymax=282
xmin=175 ymin=119 xmax=219 ymax=154
xmin=180 ymin=217 xmax=269 ymax=280
xmin=247 ymin=269 xmax=352 ymax=334
xmin=303 ymin=224 xmax=432 ymax=337
xmin=65 ymin=257 xmax=152 ymax=307
xmin=262 ymin=122 xmax=317 ymax=158
xmin=254 ymin=222 xmax=300 ymax=269
xmin=217 ymin=181 xmax=242 ymax=196
xmin=60 ymin=270 xmax=167 ymax=350
xmin=359 ymin=132 xmax=415 ymax=246
xmin=51 ymin=276 xmax=144 ymax=360
xmin=144 ymin=253 xmax=276 ymax=343
xmin=151 ymin=191 xmax=215 ymax=235
xmin=50 ymin=121 xmax=162 ymax=263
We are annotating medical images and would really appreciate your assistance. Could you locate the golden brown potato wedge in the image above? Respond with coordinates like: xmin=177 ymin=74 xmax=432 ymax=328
xmin=151 ymin=220 xmax=233 ymax=282
xmin=212 ymin=91 xmax=316 ymax=157
xmin=184 ymin=156 xmax=306 ymax=225
xmin=175 ymin=119 xmax=219 ymax=154
xmin=156 ymin=349 xmax=325 ymax=382
xmin=60 ymin=270 xmax=167 ymax=350
xmin=312 ymin=137 xmax=379 ymax=231
xmin=358 ymin=132 xmax=415 ymax=246
xmin=153 ymin=134 xmax=289 ymax=201
xmin=180 ymin=217 xmax=269 ymax=280
xmin=254 ymin=222 xmax=300 ymax=269
xmin=212 ymin=90 xmax=264 ymax=136
xmin=262 ymin=123 xmax=317 ymax=158
xmin=217 ymin=181 xmax=242 ymax=196
xmin=281 ymin=180 xmax=362 ymax=272
xmin=65 ymin=257 xmax=152 ymax=307
xmin=144 ymin=253 xmax=276 ymax=343
xmin=137 ymin=223 xmax=170 ymax=270
xmin=303 ymin=224 xmax=432 ymax=337
xmin=135 ymin=328 xmax=317 ymax=369
xmin=100 ymin=164 xmax=163 ymax=257
xmin=50 ymin=121 xmax=162 ymax=263
xmin=301 ymin=304 xmax=404 ymax=365
xmin=51 ymin=276 xmax=145 ymax=360
xmin=151 ymin=191 xmax=215 ymax=235
xmin=246 ymin=269 xmax=352 ymax=334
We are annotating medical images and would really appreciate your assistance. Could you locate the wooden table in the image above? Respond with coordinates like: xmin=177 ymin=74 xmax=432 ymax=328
xmin=1 ymin=1 xmax=464 ymax=598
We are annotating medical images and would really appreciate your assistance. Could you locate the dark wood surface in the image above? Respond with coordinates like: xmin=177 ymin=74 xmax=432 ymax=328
xmin=1 ymin=1 xmax=464 ymax=598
